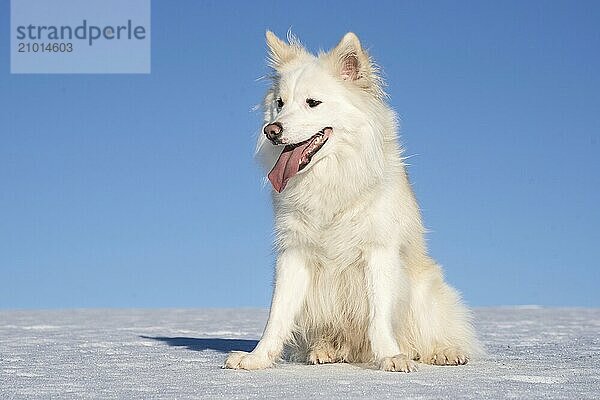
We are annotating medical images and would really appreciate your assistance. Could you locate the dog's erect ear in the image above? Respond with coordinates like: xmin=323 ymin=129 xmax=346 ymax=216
xmin=266 ymin=30 xmax=305 ymax=70
xmin=332 ymin=32 xmax=364 ymax=81
xmin=328 ymin=32 xmax=384 ymax=97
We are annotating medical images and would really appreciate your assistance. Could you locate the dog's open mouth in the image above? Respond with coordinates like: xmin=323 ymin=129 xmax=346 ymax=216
xmin=268 ymin=127 xmax=332 ymax=193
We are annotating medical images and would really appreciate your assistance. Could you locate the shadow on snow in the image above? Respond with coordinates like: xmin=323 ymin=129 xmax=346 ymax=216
xmin=140 ymin=336 xmax=258 ymax=353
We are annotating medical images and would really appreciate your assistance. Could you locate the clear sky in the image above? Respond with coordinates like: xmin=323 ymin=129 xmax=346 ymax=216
xmin=1 ymin=1 xmax=599 ymax=309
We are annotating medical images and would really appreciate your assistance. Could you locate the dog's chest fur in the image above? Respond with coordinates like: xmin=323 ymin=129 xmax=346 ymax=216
xmin=274 ymin=182 xmax=379 ymax=271
xmin=275 ymin=177 xmax=379 ymax=360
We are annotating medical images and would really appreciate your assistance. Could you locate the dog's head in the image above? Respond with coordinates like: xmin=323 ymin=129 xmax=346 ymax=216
xmin=256 ymin=31 xmax=386 ymax=193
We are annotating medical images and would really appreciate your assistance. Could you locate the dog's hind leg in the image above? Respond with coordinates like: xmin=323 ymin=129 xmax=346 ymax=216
xmin=408 ymin=261 xmax=482 ymax=366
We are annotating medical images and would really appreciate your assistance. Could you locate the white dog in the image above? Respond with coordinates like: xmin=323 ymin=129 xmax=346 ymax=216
xmin=225 ymin=31 xmax=481 ymax=372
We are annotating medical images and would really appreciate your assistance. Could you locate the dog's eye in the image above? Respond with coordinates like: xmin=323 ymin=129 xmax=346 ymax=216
xmin=276 ymin=97 xmax=284 ymax=109
xmin=306 ymin=98 xmax=322 ymax=108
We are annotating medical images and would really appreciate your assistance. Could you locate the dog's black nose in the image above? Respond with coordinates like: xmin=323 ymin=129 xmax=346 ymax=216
xmin=264 ymin=122 xmax=283 ymax=144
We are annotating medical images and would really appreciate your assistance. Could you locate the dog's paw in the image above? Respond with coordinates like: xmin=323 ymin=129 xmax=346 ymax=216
xmin=223 ymin=351 xmax=273 ymax=370
xmin=428 ymin=347 xmax=469 ymax=366
xmin=308 ymin=344 xmax=336 ymax=365
xmin=378 ymin=354 xmax=418 ymax=372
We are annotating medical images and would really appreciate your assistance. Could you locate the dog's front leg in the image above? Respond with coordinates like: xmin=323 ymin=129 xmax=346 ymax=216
xmin=365 ymin=247 xmax=417 ymax=372
xmin=224 ymin=249 xmax=309 ymax=370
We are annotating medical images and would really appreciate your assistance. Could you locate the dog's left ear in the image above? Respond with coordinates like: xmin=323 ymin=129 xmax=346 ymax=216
xmin=328 ymin=33 xmax=383 ymax=96
xmin=266 ymin=30 xmax=306 ymax=71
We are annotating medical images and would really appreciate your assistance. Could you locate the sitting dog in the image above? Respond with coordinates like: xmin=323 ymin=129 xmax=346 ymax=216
xmin=225 ymin=31 xmax=481 ymax=372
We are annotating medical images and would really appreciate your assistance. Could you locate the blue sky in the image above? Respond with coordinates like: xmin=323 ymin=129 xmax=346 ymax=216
xmin=1 ymin=1 xmax=599 ymax=309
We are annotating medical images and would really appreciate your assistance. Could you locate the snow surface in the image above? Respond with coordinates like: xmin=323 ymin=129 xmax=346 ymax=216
xmin=1 ymin=307 xmax=599 ymax=399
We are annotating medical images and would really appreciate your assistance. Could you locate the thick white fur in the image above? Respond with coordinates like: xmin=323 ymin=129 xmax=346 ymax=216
xmin=225 ymin=31 xmax=482 ymax=372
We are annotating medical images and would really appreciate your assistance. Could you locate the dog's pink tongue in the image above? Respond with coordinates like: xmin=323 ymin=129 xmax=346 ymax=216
xmin=268 ymin=142 xmax=311 ymax=193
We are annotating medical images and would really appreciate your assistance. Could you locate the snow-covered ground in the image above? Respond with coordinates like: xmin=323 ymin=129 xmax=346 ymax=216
xmin=1 ymin=307 xmax=598 ymax=399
